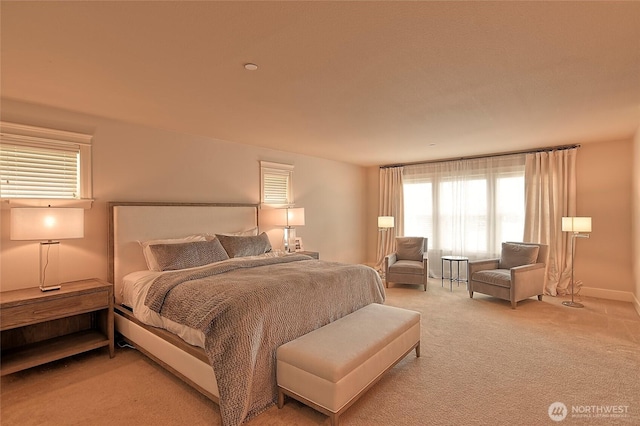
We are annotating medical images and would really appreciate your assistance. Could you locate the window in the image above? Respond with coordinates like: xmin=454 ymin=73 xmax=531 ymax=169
xmin=260 ymin=161 xmax=294 ymax=206
xmin=404 ymin=181 xmax=433 ymax=239
xmin=403 ymin=154 xmax=525 ymax=262
xmin=0 ymin=122 xmax=92 ymax=202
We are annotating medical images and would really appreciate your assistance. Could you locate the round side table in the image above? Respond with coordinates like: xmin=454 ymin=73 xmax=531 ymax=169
xmin=441 ymin=255 xmax=469 ymax=292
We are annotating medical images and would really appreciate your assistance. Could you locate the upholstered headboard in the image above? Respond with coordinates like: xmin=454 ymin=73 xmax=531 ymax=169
xmin=108 ymin=202 xmax=258 ymax=297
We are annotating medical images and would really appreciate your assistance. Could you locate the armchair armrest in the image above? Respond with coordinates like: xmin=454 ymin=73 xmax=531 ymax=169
xmin=422 ymin=254 xmax=428 ymax=278
xmin=468 ymin=258 xmax=499 ymax=276
xmin=385 ymin=253 xmax=397 ymax=265
xmin=510 ymin=262 xmax=546 ymax=299
xmin=511 ymin=262 xmax=545 ymax=273
xmin=384 ymin=253 xmax=397 ymax=276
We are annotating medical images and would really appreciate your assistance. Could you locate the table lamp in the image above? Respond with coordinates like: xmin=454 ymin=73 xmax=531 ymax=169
xmin=277 ymin=207 xmax=305 ymax=253
xmin=10 ymin=207 xmax=84 ymax=291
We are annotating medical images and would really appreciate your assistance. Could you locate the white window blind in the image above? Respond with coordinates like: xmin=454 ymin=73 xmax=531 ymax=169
xmin=0 ymin=122 xmax=92 ymax=201
xmin=1 ymin=142 xmax=80 ymax=198
xmin=260 ymin=161 xmax=294 ymax=206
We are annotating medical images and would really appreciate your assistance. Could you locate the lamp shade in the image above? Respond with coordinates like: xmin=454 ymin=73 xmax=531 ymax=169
xmin=561 ymin=217 xmax=592 ymax=233
xmin=276 ymin=207 xmax=305 ymax=227
xmin=378 ymin=216 xmax=395 ymax=228
xmin=11 ymin=207 xmax=84 ymax=241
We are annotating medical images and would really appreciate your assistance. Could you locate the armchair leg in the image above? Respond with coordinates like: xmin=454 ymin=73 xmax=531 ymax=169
xmin=537 ymin=295 xmax=543 ymax=301
xmin=469 ymin=290 xmax=474 ymax=299
xmin=511 ymin=300 xmax=517 ymax=309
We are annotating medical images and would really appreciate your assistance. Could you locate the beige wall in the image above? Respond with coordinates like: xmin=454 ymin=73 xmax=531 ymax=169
xmin=365 ymin=166 xmax=380 ymax=266
xmin=365 ymin=139 xmax=637 ymax=303
xmin=633 ymin=128 xmax=640 ymax=312
xmin=0 ymin=99 xmax=368 ymax=291
xmin=577 ymin=139 xmax=634 ymax=298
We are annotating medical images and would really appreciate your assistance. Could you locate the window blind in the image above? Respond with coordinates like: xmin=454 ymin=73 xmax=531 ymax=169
xmin=260 ymin=161 xmax=294 ymax=206
xmin=262 ymin=170 xmax=290 ymax=204
xmin=1 ymin=141 xmax=80 ymax=199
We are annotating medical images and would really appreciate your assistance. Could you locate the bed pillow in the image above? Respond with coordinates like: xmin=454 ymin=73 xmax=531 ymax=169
xmin=139 ymin=235 xmax=206 ymax=271
xmin=205 ymin=227 xmax=259 ymax=240
xmin=499 ymin=243 xmax=540 ymax=270
xmin=149 ymin=239 xmax=230 ymax=271
xmin=216 ymin=232 xmax=272 ymax=258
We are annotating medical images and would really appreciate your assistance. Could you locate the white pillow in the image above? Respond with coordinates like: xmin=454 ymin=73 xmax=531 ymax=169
xmin=138 ymin=235 xmax=206 ymax=271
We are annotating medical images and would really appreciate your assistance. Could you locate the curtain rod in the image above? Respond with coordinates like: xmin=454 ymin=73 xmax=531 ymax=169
xmin=379 ymin=144 xmax=581 ymax=169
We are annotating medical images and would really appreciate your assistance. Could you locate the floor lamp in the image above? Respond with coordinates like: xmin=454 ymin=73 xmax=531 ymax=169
xmin=561 ymin=216 xmax=591 ymax=308
xmin=377 ymin=216 xmax=395 ymax=278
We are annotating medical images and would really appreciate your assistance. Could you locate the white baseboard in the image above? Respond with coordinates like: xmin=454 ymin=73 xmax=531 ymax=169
xmin=580 ymin=286 xmax=640 ymax=318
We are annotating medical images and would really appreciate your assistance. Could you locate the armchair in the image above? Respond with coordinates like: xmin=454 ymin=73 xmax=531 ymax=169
xmin=468 ymin=242 xmax=548 ymax=309
xmin=384 ymin=237 xmax=428 ymax=291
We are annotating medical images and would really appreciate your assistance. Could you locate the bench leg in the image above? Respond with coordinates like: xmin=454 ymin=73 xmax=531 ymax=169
xmin=415 ymin=341 xmax=420 ymax=358
xmin=277 ymin=388 xmax=285 ymax=409
xmin=330 ymin=412 xmax=340 ymax=426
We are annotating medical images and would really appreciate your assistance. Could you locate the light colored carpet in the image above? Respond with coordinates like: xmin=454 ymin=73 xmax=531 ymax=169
xmin=2 ymin=279 xmax=639 ymax=425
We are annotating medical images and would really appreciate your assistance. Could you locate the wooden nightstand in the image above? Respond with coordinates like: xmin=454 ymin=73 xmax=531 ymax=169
xmin=0 ymin=278 xmax=114 ymax=376
xmin=298 ymin=251 xmax=319 ymax=259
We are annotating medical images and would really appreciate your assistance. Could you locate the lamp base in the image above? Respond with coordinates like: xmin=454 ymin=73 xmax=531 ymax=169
xmin=283 ymin=227 xmax=297 ymax=253
xmin=562 ymin=300 xmax=584 ymax=308
xmin=40 ymin=241 xmax=62 ymax=290
xmin=40 ymin=284 xmax=62 ymax=292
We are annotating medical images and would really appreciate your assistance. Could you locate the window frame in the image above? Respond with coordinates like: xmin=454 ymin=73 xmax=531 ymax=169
xmin=0 ymin=122 xmax=93 ymax=207
xmin=260 ymin=161 xmax=294 ymax=207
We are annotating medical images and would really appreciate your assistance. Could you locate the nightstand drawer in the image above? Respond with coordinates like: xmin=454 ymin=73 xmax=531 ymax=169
xmin=0 ymin=290 xmax=109 ymax=330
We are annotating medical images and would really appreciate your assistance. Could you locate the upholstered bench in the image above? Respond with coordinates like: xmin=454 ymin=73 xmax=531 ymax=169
xmin=276 ymin=303 xmax=421 ymax=426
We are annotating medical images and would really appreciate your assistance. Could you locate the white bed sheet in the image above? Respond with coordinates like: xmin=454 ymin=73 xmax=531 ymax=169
xmin=122 ymin=269 xmax=206 ymax=348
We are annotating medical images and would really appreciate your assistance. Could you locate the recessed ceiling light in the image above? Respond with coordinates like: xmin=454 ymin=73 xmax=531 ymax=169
xmin=244 ymin=63 xmax=258 ymax=71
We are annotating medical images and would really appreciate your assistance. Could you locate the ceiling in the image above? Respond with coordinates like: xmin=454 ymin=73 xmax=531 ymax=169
xmin=1 ymin=1 xmax=639 ymax=167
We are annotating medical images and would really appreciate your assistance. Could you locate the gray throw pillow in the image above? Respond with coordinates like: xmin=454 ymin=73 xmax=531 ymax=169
xmin=396 ymin=237 xmax=424 ymax=261
xmin=499 ymin=243 xmax=540 ymax=270
xmin=216 ymin=232 xmax=272 ymax=258
xmin=150 ymin=238 xmax=230 ymax=271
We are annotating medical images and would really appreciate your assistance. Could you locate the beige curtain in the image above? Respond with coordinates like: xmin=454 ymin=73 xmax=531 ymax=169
xmin=375 ymin=167 xmax=404 ymax=271
xmin=523 ymin=148 xmax=577 ymax=296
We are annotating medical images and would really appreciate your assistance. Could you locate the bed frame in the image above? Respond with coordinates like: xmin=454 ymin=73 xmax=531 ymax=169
xmin=107 ymin=201 xmax=259 ymax=404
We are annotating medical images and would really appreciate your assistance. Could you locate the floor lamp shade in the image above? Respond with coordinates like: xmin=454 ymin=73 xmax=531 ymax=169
xmin=561 ymin=217 xmax=592 ymax=233
xmin=10 ymin=207 xmax=85 ymax=291
xmin=378 ymin=216 xmax=394 ymax=229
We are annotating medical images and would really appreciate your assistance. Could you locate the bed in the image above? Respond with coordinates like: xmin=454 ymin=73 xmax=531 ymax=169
xmin=107 ymin=201 xmax=385 ymax=426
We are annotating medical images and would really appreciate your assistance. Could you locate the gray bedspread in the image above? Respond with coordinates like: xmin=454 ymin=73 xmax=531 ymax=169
xmin=145 ymin=254 xmax=385 ymax=426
